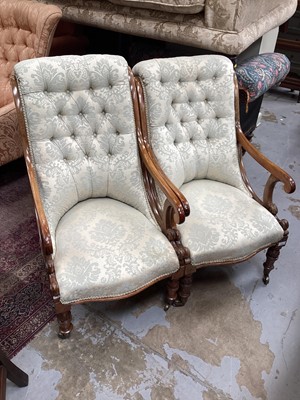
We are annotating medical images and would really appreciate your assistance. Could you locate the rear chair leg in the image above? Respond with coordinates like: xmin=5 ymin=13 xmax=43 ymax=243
xmin=55 ymin=302 xmax=73 ymax=339
xmin=174 ymin=274 xmax=193 ymax=307
xmin=165 ymin=278 xmax=180 ymax=310
xmin=263 ymin=219 xmax=289 ymax=285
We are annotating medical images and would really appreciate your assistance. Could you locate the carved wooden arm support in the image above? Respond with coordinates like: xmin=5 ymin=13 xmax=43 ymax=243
xmin=11 ymin=76 xmax=54 ymax=257
xmin=236 ymin=125 xmax=296 ymax=212
xmin=233 ymin=76 xmax=296 ymax=213
xmin=129 ymin=70 xmax=190 ymax=230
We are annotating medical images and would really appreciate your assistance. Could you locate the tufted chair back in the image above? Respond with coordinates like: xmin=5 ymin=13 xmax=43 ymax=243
xmin=0 ymin=0 xmax=62 ymax=166
xmin=133 ymin=55 xmax=249 ymax=194
xmin=14 ymin=54 xmax=155 ymax=253
xmin=0 ymin=0 xmax=62 ymax=108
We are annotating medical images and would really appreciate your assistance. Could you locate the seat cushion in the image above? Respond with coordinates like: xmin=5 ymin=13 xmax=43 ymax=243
xmin=178 ymin=180 xmax=284 ymax=266
xmin=54 ymin=198 xmax=179 ymax=303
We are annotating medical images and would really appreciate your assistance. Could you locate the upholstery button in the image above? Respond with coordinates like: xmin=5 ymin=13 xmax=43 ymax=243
xmin=93 ymin=132 xmax=97 ymax=137
xmin=71 ymin=134 xmax=75 ymax=139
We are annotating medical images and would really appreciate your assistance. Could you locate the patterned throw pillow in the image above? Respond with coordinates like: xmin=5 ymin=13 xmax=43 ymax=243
xmin=235 ymin=53 xmax=290 ymax=102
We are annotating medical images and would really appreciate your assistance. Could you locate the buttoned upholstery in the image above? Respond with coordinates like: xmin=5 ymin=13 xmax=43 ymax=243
xmin=13 ymin=54 xmax=180 ymax=307
xmin=133 ymin=55 xmax=284 ymax=266
xmin=0 ymin=0 xmax=62 ymax=165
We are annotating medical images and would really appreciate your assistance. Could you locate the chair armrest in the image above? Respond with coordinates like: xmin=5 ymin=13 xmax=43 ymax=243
xmin=11 ymin=76 xmax=53 ymax=257
xmin=236 ymin=125 xmax=296 ymax=212
xmin=233 ymin=74 xmax=295 ymax=212
xmin=130 ymin=70 xmax=190 ymax=227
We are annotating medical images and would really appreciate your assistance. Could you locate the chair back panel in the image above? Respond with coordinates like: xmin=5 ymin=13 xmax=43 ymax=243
xmin=0 ymin=0 xmax=62 ymax=108
xmin=133 ymin=55 xmax=248 ymax=193
xmin=14 ymin=55 xmax=154 ymax=240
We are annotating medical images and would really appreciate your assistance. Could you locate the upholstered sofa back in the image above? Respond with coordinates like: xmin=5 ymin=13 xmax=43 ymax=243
xmin=0 ymin=0 xmax=62 ymax=108
xmin=14 ymin=55 xmax=154 ymax=238
xmin=35 ymin=0 xmax=297 ymax=56
xmin=133 ymin=55 xmax=248 ymax=193
xmin=205 ymin=0 xmax=289 ymax=32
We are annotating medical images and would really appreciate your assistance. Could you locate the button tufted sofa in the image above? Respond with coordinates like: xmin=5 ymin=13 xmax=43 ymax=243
xmin=0 ymin=0 xmax=62 ymax=166
xmin=36 ymin=0 xmax=297 ymax=57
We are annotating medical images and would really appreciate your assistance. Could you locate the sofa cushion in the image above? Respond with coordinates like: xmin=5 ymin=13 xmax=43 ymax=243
xmin=108 ymin=0 xmax=204 ymax=14
xmin=178 ymin=180 xmax=284 ymax=266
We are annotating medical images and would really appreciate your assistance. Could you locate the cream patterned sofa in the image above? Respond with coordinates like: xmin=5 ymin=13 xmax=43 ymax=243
xmin=36 ymin=0 xmax=297 ymax=57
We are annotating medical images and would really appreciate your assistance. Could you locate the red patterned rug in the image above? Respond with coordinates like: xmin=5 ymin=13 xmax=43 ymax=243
xmin=0 ymin=158 xmax=55 ymax=358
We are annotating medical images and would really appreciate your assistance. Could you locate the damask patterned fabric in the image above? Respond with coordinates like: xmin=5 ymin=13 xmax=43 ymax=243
xmin=0 ymin=103 xmax=23 ymax=166
xmin=109 ymin=0 xmax=204 ymax=14
xmin=14 ymin=55 xmax=156 ymax=253
xmin=14 ymin=54 xmax=180 ymax=301
xmin=133 ymin=55 xmax=249 ymax=193
xmin=134 ymin=55 xmax=284 ymax=265
xmin=55 ymin=198 xmax=179 ymax=303
xmin=205 ymin=0 xmax=293 ymax=32
xmin=236 ymin=53 xmax=290 ymax=103
xmin=35 ymin=0 xmax=297 ymax=55
xmin=179 ymin=181 xmax=283 ymax=265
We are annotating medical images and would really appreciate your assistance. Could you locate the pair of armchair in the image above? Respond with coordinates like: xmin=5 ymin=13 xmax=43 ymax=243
xmin=12 ymin=54 xmax=295 ymax=338
xmin=0 ymin=0 xmax=62 ymax=166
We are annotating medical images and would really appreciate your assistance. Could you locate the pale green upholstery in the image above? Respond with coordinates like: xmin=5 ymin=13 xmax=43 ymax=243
xmin=133 ymin=55 xmax=284 ymax=267
xmin=13 ymin=54 xmax=180 ymax=307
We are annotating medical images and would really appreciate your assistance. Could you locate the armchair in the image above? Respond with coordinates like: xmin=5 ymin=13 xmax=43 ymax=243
xmin=12 ymin=54 xmax=187 ymax=337
xmin=133 ymin=55 xmax=296 ymax=307
xmin=0 ymin=0 xmax=62 ymax=166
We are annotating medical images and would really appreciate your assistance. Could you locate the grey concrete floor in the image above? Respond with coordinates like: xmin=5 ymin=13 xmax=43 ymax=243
xmin=6 ymin=88 xmax=300 ymax=400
